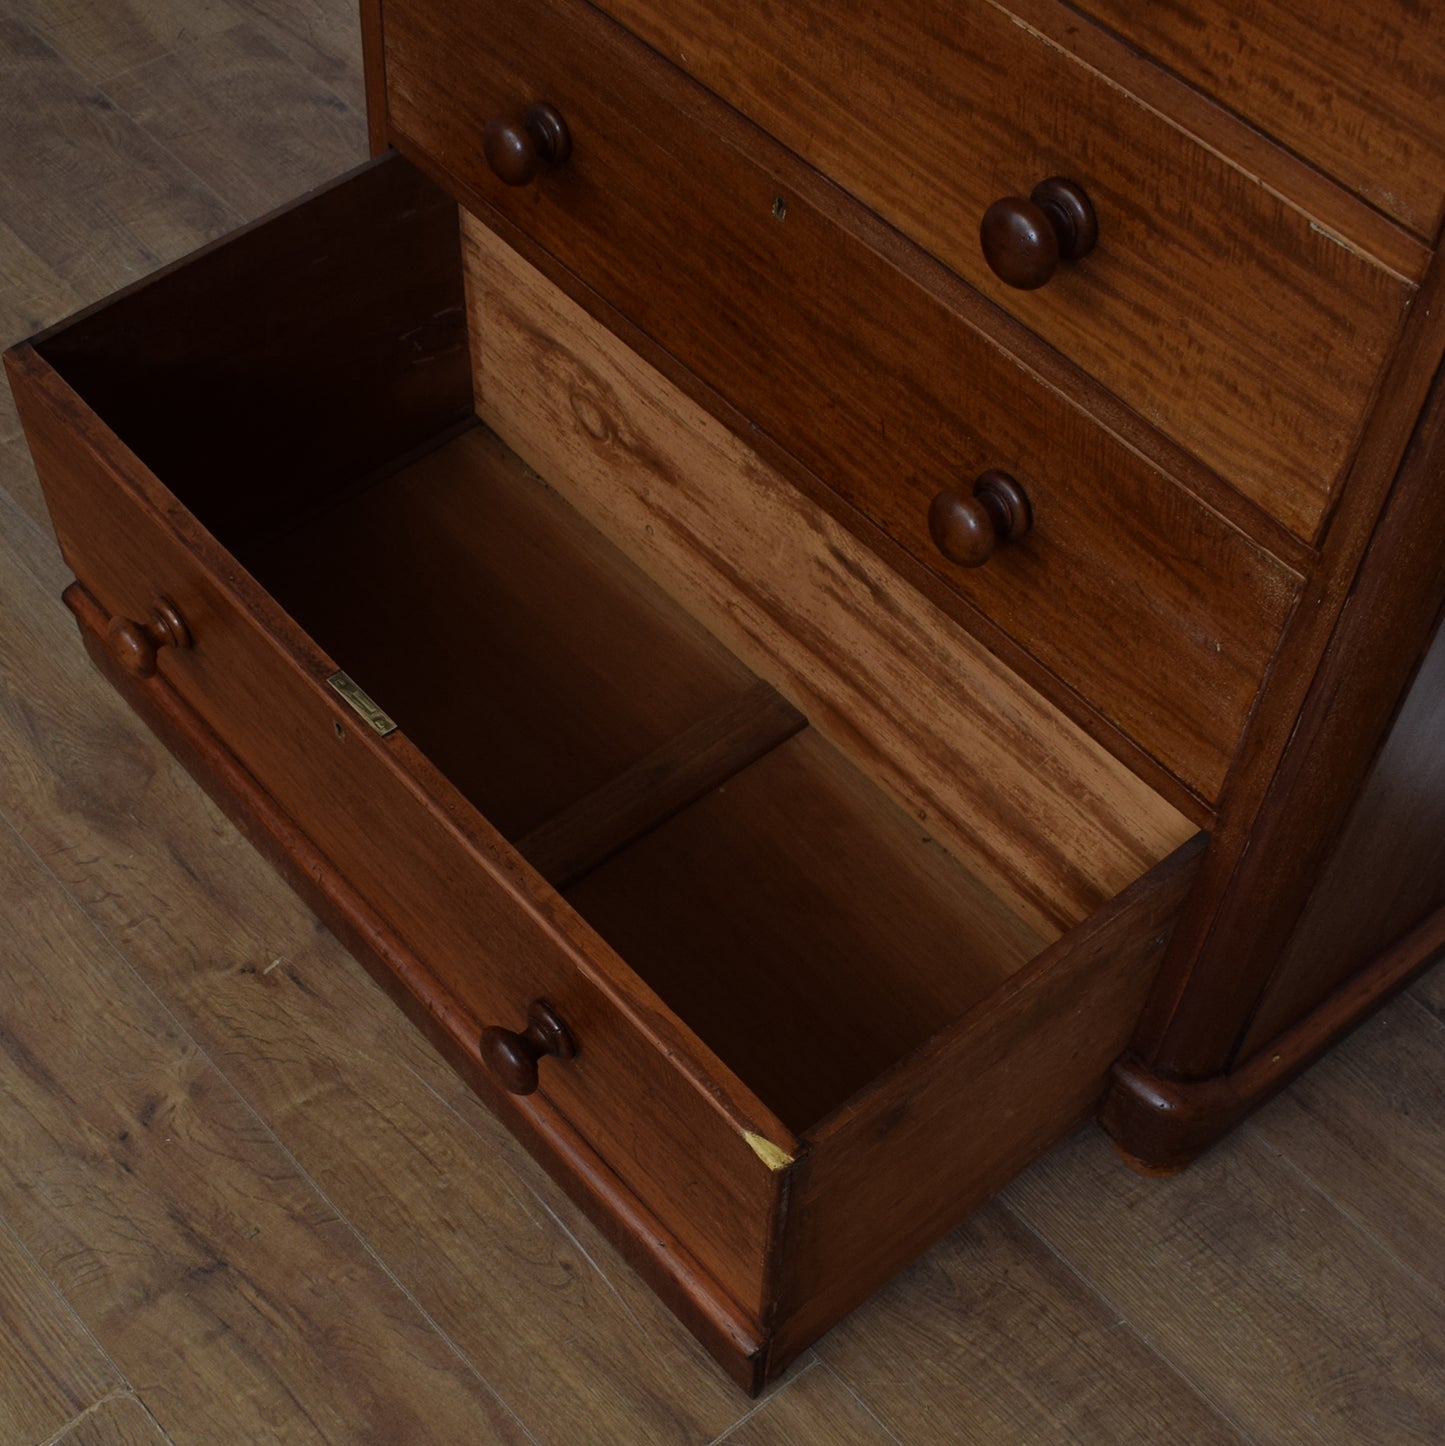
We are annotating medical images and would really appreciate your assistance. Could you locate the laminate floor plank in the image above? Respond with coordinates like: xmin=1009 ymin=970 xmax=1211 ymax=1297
xmin=0 ymin=810 xmax=531 ymax=1446
xmin=225 ymin=0 xmax=367 ymax=113
xmin=7 ymin=0 xmax=241 ymax=85
xmin=1248 ymin=998 xmax=1445 ymax=1299
xmin=815 ymin=1202 xmax=1247 ymax=1445
xmin=0 ymin=1214 xmax=125 ymax=1445
xmin=1412 ymin=956 xmax=1445 ymax=1018
xmin=0 ymin=18 xmax=237 ymax=305
xmin=0 ymin=216 xmax=82 ymax=351
xmin=1005 ymin=1119 xmax=1445 ymax=1443
xmin=0 ymin=432 xmax=56 ymax=545
xmin=716 ymin=1364 xmax=900 ymax=1446
xmin=49 ymin=1394 xmax=174 ymax=1446
xmin=0 ymin=491 xmax=771 ymax=1442
xmin=103 ymin=22 xmax=367 ymax=220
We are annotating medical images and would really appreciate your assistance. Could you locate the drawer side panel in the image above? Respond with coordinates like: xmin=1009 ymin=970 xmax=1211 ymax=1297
xmin=7 ymin=345 xmax=785 ymax=1326
xmin=769 ymin=835 xmax=1203 ymax=1371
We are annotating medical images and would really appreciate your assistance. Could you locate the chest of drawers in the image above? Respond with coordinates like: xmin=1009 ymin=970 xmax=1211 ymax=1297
xmin=8 ymin=0 xmax=1445 ymax=1392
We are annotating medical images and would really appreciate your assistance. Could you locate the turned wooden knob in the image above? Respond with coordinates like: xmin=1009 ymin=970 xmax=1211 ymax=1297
xmin=980 ymin=178 xmax=1097 ymax=290
xmin=481 ymin=999 xmax=576 ymax=1095
xmin=483 ymin=102 xmax=571 ymax=186
xmin=106 ymin=598 xmax=191 ymax=678
xmin=928 ymin=471 xmax=1032 ymax=567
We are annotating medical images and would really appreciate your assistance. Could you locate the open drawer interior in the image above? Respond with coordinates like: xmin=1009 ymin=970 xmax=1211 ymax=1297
xmin=22 ymin=155 xmax=1198 ymax=1143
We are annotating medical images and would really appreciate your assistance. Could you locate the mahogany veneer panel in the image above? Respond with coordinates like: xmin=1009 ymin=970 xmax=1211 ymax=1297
xmin=1071 ymin=0 xmax=1445 ymax=239
xmin=593 ymin=0 xmax=1412 ymax=540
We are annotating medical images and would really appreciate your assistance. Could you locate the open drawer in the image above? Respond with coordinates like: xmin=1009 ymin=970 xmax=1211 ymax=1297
xmin=5 ymin=156 xmax=1201 ymax=1391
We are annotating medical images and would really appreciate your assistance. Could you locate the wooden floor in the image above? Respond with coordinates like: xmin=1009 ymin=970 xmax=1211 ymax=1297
xmin=2 ymin=3 xmax=1444 ymax=1442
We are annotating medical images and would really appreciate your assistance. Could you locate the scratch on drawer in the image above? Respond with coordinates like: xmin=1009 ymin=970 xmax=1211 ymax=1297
xmin=745 ymin=1131 xmax=795 ymax=1171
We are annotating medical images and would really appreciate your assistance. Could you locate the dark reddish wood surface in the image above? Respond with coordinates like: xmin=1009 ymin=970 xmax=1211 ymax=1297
xmin=768 ymin=834 xmax=1204 ymax=1373
xmin=105 ymin=597 xmax=190 ymax=678
xmin=979 ymin=178 xmax=1098 ymax=292
xmin=480 ymin=999 xmax=578 ymax=1096
xmin=1103 ymin=902 xmax=1445 ymax=1174
xmin=1128 ymin=346 xmax=1445 ymax=1086
xmin=382 ymin=0 xmax=1301 ymax=802
xmin=360 ymin=0 xmax=388 ymax=156
xmin=62 ymin=580 xmax=774 ymax=1395
xmin=592 ymin=0 xmax=1412 ymax=541
xmin=6 ymin=341 xmax=793 ymax=1330
xmin=927 ymin=471 xmax=1032 ymax=569
xmin=566 ymin=731 xmax=1051 ymax=1133
xmin=1238 ymin=595 xmax=1445 ymax=1058
xmin=1070 ymin=0 xmax=1445 ymax=240
xmin=239 ymin=429 xmax=760 ymax=845
xmin=29 ymin=155 xmax=472 ymax=546
xmin=517 ymin=680 xmax=807 ymax=889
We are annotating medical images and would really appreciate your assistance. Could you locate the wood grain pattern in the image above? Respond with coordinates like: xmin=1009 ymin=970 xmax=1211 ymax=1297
xmin=0 ymin=815 xmax=531 ymax=1445
xmin=1132 ymin=346 xmax=1445 ymax=1082
xmin=0 ymin=17 xmax=235 ymax=305
xmin=518 ymin=679 xmax=807 ymax=887
xmin=767 ymin=837 xmax=1201 ymax=1370
xmin=723 ymin=1364 xmax=900 ymax=1445
xmin=0 ymin=529 xmax=773 ymax=1421
xmin=1125 ymin=232 xmax=1445 ymax=1090
xmin=10 ymin=0 xmax=238 ymax=83
xmin=230 ymin=0 xmax=370 ymax=113
xmin=101 ymin=23 xmax=367 ymax=218
xmin=1070 ymin=0 xmax=1445 ymax=239
xmin=1008 ymin=1126 xmax=1445 ymax=1442
xmin=386 ymin=0 xmax=1303 ymax=801
xmin=463 ymin=217 xmax=1197 ymax=939
xmin=1250 ymin=1000 xmax=1445 ymax=1302
xmin=593 ymin=0 xmax=1412 ymax=539
xmin=0 ymin=1217 xmax=123 ymax=1446
xmin=8 ymin=339 xmax=793 ymax=1327
xmin=63 ymin=574 xmax=775 ymax=1400
xmin=52 ymin=1395 xmax=174 ymax=1446
xmin=817 ymin=1203 xmax=1247 ymax=1445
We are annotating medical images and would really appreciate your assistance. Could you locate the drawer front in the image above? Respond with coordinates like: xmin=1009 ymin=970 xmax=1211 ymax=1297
xmin=384 ymin=0 xmax=1299 ymax=801
xmin=1069 ymin=0 xmax=1445 ymax=241
xmin=10 ymin=345 xmax=786 ymax=1322
xmin=592 ymin=0 xmax=1414 ymax=541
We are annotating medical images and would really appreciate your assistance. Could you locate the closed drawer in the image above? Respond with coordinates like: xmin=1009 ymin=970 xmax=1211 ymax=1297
xmin=7 ymin=154 xmax=1201 ymax=1388
xmin=591 ymin=0 xmax=1415 ymax=542
xmin=1070 ymin=0 xmax=1445 ymax=241
xmin=383 ymin=0 xmax=1300 ymax=803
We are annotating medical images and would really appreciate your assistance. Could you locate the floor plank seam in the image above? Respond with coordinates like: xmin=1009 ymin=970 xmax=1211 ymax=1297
xmin=809 ymin=1360 xmax=907 ymax=1445
xmin=1406 ymin=985 xmax=1445 ymax=1030
xmin=999 ymin=1189 xmax=1262 ymax=1444
xmin=704 ymin=1356 xmax=822 ymax=1445
xmin=37 ymin=1390 xmax=143 ymax=1446
xmin=0 ymin=812 xmax=542 ymax=1446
